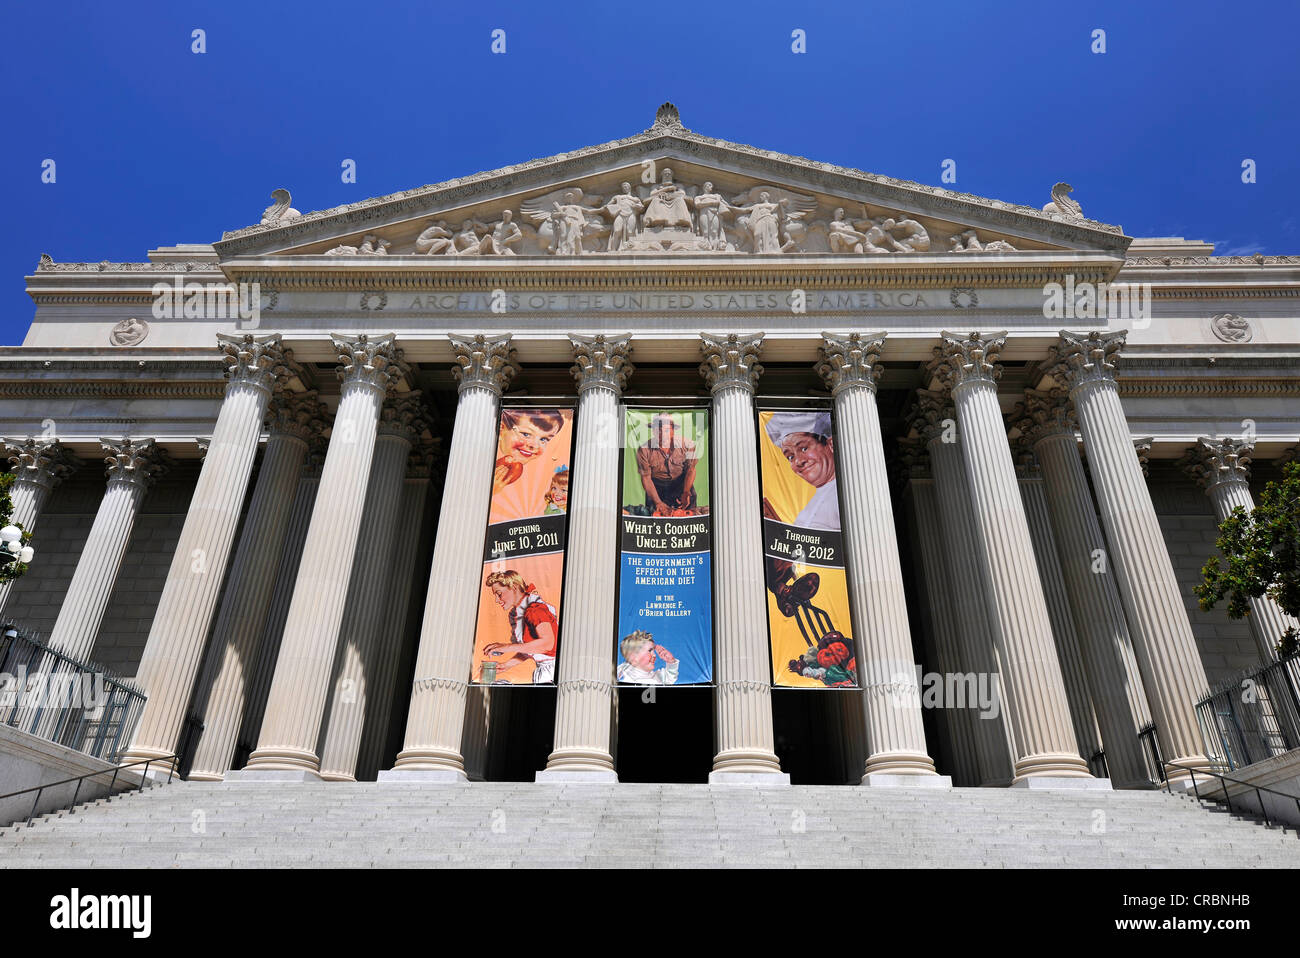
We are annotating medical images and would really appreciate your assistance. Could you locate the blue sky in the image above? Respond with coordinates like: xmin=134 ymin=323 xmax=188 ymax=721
xmin=2 ymin=0 xmax=1297 ymax=345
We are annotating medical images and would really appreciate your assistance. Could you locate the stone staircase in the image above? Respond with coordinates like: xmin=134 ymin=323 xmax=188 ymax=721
xmin=2 ymin=781 xmax=1297 ymax=868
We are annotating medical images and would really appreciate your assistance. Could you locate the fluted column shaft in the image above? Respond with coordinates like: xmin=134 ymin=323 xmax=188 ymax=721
xmin=46 ymin=440 xmax=162 ymax=664
xmin=542 ymin=334 xmax=632 ymax=779
xmin=906 ymin=477 xmax=980 ymax=786
xmin=925 ymin=434 xmax=1015 ymax=785
xmin=701 ymin=333 xmax=783 ymax=779
xmin=1017 ymin=472 xmax=1102 ymax=764
xmin=319 ymin=414 xmax=418 ymax=781
xmin=187 ymin=410 xmax=319 ymax=780
xmin=357 ymin=462 xmax=433 ymax=780
xmin=122 ymin=335 xmax=288 ymax=769
xmin=1031 ymin=426 xmax=1153 ymax=788
xmin=234 ymin=467 xmax=322 ymax=764
xmin=387 ymin=334 xmax=518 ymax=778
xmin=244 ymin=334 xmax=401 ymax=775
xmin=817 ymin=332 xmax=936 ymax=780
xmin=1048 ymin=330 xmax=1211 ymax=782
xmin=935 ymin=333 xmax=1091 ymax=781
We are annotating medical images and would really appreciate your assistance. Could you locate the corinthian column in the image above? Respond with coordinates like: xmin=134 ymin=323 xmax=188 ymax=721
xmin=47 ymin=438 xmax=166 ymax=663
xmin=912 ymin=392 xmax=1015 ymax=786
xmin=700 ymin=332 xmax=786 ymax=783
xmin=0 ymin=438 xmax=79 ymax=612
xmin=383 ymin=334 xmax=519 ymax=781
xmin=1183 ymin=436 xmax=1300 ymax=662
xmin=238 ymin=334 xmax=403 ymax=778
xmin=1009 ymin=446 xmax=1102 ymax=766
xmin=318 ymin=392 xmax=426 ymax=781
xmin=816 ymin=332 xmax=941 ymax=784
xmin=121 ymin=334 xmax=289 ymax=771
xmin=930 ymin=332 xmax=1094 ymax=784
xmin=538 ymin=334 xmax=633 ymax=782
xmin=1044 ymin=330 xmax=1211 ymax=784
xmin=899 ymin=448 xmax=980 ymax=787
xmin=1018 ymin=388 xmax=1153 ymax=788
xmin=186 ymin=392 xmax=328 ymax=781
xmin=357 ymin=438 xmax=438 ymax=780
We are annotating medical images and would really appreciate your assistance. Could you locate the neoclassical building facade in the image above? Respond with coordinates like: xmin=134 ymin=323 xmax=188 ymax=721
xmin=3 ymin=105 xmax=1297 ymax=789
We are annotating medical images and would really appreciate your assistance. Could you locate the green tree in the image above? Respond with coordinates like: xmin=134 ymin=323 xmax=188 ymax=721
xmin=1196 ymin=460 xmax=1300 ymax=656
xmin=0 ymin=472 xmax=34 ymax=585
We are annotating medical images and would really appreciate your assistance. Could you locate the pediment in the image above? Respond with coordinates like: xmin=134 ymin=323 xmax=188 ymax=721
xmin=214 ymin=104 xmax=1129 ymax=261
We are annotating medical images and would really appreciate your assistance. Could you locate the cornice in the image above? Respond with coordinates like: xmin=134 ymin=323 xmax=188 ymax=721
xmin=218 ymin=252 xmax=1124 ymax=292
xmin=0 ymin=381 xmax=226 ymax=400
xmin=213 ymin=114 xmax=1127 ymax=256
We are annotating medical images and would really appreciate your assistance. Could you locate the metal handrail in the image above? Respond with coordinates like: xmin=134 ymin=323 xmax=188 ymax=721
xmin=0 ymin=754 xmax=176 ymax=827
xmin=1164 ymin=760 xmax=1300 ymax=829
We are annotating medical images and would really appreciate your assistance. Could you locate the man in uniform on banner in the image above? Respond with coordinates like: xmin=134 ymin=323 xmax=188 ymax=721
xmin=760 ymin=411 xmax=839 ymax=530
xmin=635 ymin=412 xmax=700 ymax=515
xmin=482 ymin=570 xmax=558 ymax=684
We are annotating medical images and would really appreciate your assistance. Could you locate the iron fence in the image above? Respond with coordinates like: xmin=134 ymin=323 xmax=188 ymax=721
xmin=0 ymin=621 xmax=146 ymax=761
xmin=1195 ymin=653 xmax=1300 ymax=771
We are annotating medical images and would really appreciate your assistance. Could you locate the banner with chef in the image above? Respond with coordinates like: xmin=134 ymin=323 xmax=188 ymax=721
xmin=616 ymin=408 xmax=713 ymax=686
xmin=471 ymin=406 xmax=574 ymax=686
xmin=758 ymin=408 xmax=858 ymax=689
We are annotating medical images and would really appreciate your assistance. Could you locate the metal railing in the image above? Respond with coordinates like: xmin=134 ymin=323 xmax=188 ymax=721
xmin=0 ymin=754 xmax=176 ymax=827
xmin=1195 ymin=653 xmax=1300 ymax=770
xmin=1083 ymin=725 xmax=1165 ymax=785
xmin=1164 ymin=760 xmax=1300 ymax=829
xmin=0 ymin=621 xmax=147 ymax=761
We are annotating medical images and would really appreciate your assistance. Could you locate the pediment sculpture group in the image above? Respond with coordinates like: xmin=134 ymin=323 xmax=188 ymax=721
xmin=325 ymin=166 xmax=1019 ymax=258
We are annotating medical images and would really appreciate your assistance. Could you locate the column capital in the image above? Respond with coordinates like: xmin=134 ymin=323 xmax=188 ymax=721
xmin=816 ymin=331 xmax=886 ymax=395
xmin=449 ymin=333 xmax=520 ymax=395
xmin=908 ymin=389 xmax=955 ymax=446
xmin=100 ymin=437 xmax=167 ymax=491
xmin=3 ymin=437 xmax=79 ymax=491
xmin=332 ymin=333 xmax=404 ymax=395
xmin=1044 ymin=329 xmax=1126 ymax=392
xmin=378 ymin=391 xmax=429 ymax=445
xmin=893 ymin=435 xmax=931 ymax=483
xmin=1181 ymin=436 xmax=1252 ymax=490
xmin=406 ymin=437 xmax=441 ymax=479
xmin=699 ymin=332 xmax=764 ymax=393
xmin=268 ymin=390 xmax=330 ymax=445
xmin=1133 ymin=437 xmax=1153 ymax=478
xmin=1013 ymin=387 xmax=1077 ymax=448
xmin=569 ymin=333 xmax=634 ymax=395
xmin=929 ymin=331 xmax=1006 ymax=392
xmin=217 ymin=333 xmax=289 ymax=396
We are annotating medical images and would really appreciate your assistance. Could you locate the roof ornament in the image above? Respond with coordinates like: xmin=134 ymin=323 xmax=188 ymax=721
xmin=651 ymin=101 xmax=684 ymax=131
xmin=260 ymin=188 xmax=301 ymax=226
xmin=1042 ymin=182 xmax=1084 ymax=219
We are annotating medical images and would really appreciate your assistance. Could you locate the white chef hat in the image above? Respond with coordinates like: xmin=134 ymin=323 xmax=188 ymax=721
xmin=765 ymin=411 xmax=833 ymax=447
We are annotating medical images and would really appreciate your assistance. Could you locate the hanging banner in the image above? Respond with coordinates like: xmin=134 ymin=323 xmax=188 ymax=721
xmin=758 ymin=408 xmax=858 ymax=689
xmin=470 ymin=406 xmax=574 ymax=686
xmin=616 ymin=408 xmax=713 ymax=686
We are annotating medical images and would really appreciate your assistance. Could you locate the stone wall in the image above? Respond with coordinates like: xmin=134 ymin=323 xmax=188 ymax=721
xmin=1148 ymin=472 xmax=1260 ymax=692
xmin=0 ymin=462 xmax=200 ymax=677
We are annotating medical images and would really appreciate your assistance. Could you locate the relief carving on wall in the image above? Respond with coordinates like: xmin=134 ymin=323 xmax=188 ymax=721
xmin=109 ymin=317 xmax=148 ymax=346
xmin=1210 ymin=312 xmax=1254 ymax=343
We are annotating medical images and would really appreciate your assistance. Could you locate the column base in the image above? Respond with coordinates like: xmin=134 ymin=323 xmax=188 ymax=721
xmin=318 ymin=771 xmax=357 ymax=783
xmin=1011 ymin=776 xmax=1113 ymax=791
xmin=184 ymin=770 xmax=225 ymax=783
xmin=376 ymin=768 xmax=468 ymax=783
xmin=708 ymin=771 xmax=792 ymax=787
xmin=860 ymin=773 xmax=953 ymax=789
xmin=535 ymin=769 xmax=619 ymax=783
xmin=223 ymin=768 xmax=324 ymax=783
